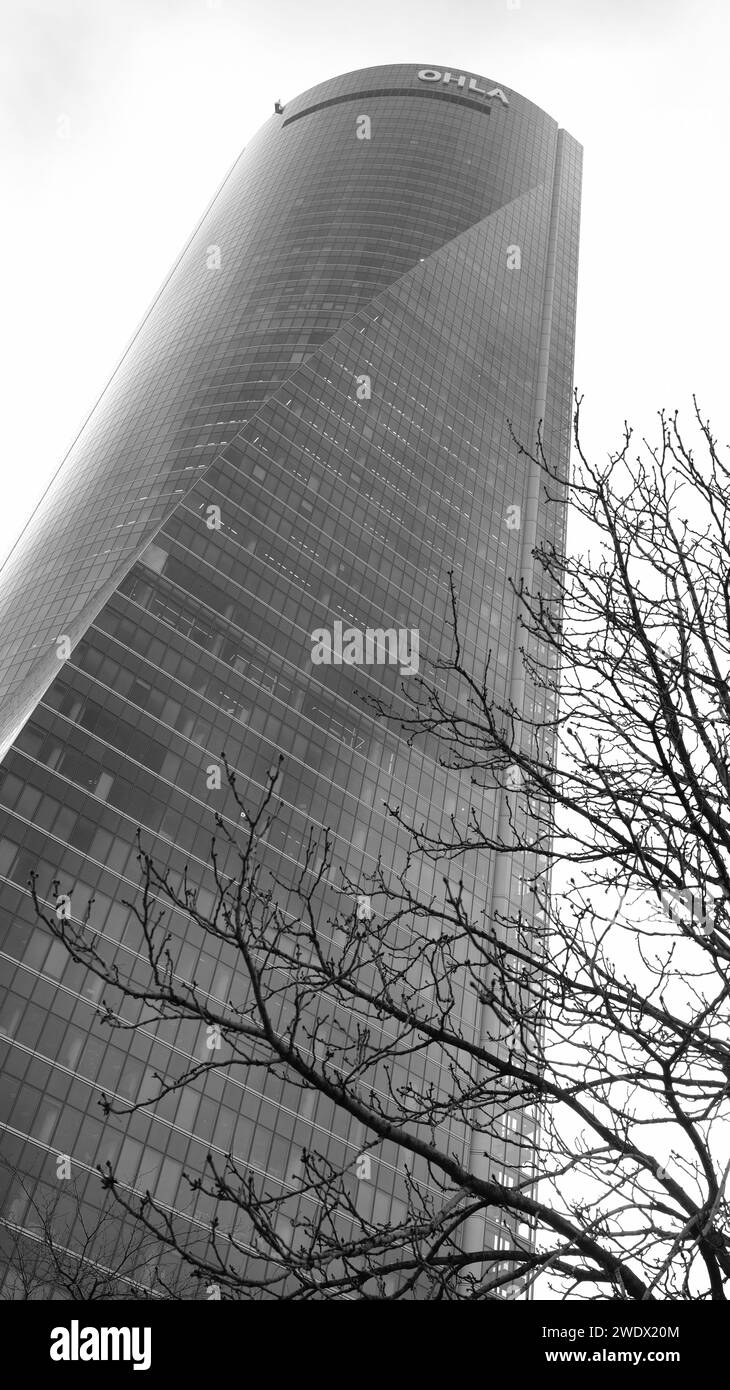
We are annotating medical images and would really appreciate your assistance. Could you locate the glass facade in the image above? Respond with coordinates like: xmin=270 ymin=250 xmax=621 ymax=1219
xmin=0 ymin=64 xmax=581 ymax=1294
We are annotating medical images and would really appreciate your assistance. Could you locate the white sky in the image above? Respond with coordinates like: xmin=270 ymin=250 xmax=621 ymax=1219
xmin=1 ymin=0 xmax=728 ymax=570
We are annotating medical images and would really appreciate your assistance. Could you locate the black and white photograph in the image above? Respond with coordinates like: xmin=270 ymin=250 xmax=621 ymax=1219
xmin=0 ymin=0 xmax=728 ymax=1367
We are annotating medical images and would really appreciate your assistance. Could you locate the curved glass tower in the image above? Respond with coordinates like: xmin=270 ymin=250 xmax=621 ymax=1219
xmin=0 ymin=64 xmax=581 ymax=1295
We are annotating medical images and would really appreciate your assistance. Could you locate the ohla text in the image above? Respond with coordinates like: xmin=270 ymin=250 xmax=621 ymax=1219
xmin=417 ymin=70 xmax=509 ymax=106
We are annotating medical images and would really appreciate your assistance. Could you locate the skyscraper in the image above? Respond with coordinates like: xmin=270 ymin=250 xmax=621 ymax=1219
xmin=0 ymin=64 xmax=581 ymax=1295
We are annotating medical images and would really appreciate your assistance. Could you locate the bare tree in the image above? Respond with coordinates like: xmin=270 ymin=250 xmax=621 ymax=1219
xmin=0 ymin=1162 xmax=193 ymax=1299
xmin=27 ymin=400 xmax=730 ymax=1300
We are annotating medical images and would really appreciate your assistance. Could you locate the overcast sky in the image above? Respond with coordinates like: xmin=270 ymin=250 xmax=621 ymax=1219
xmin=1 ymin=0 xmax=727 ymax=569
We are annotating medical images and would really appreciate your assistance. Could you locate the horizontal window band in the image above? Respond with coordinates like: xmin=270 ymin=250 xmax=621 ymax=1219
xmin=283 ymin=88 xmax=495 ymax=127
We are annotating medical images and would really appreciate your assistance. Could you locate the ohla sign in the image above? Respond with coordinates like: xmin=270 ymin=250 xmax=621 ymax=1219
xmin=417 ymin=69 xmax=509 ymax=107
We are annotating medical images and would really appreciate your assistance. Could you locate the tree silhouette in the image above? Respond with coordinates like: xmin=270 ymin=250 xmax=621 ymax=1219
xmin=26 ymin=401 xmax=730 ymax=1300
